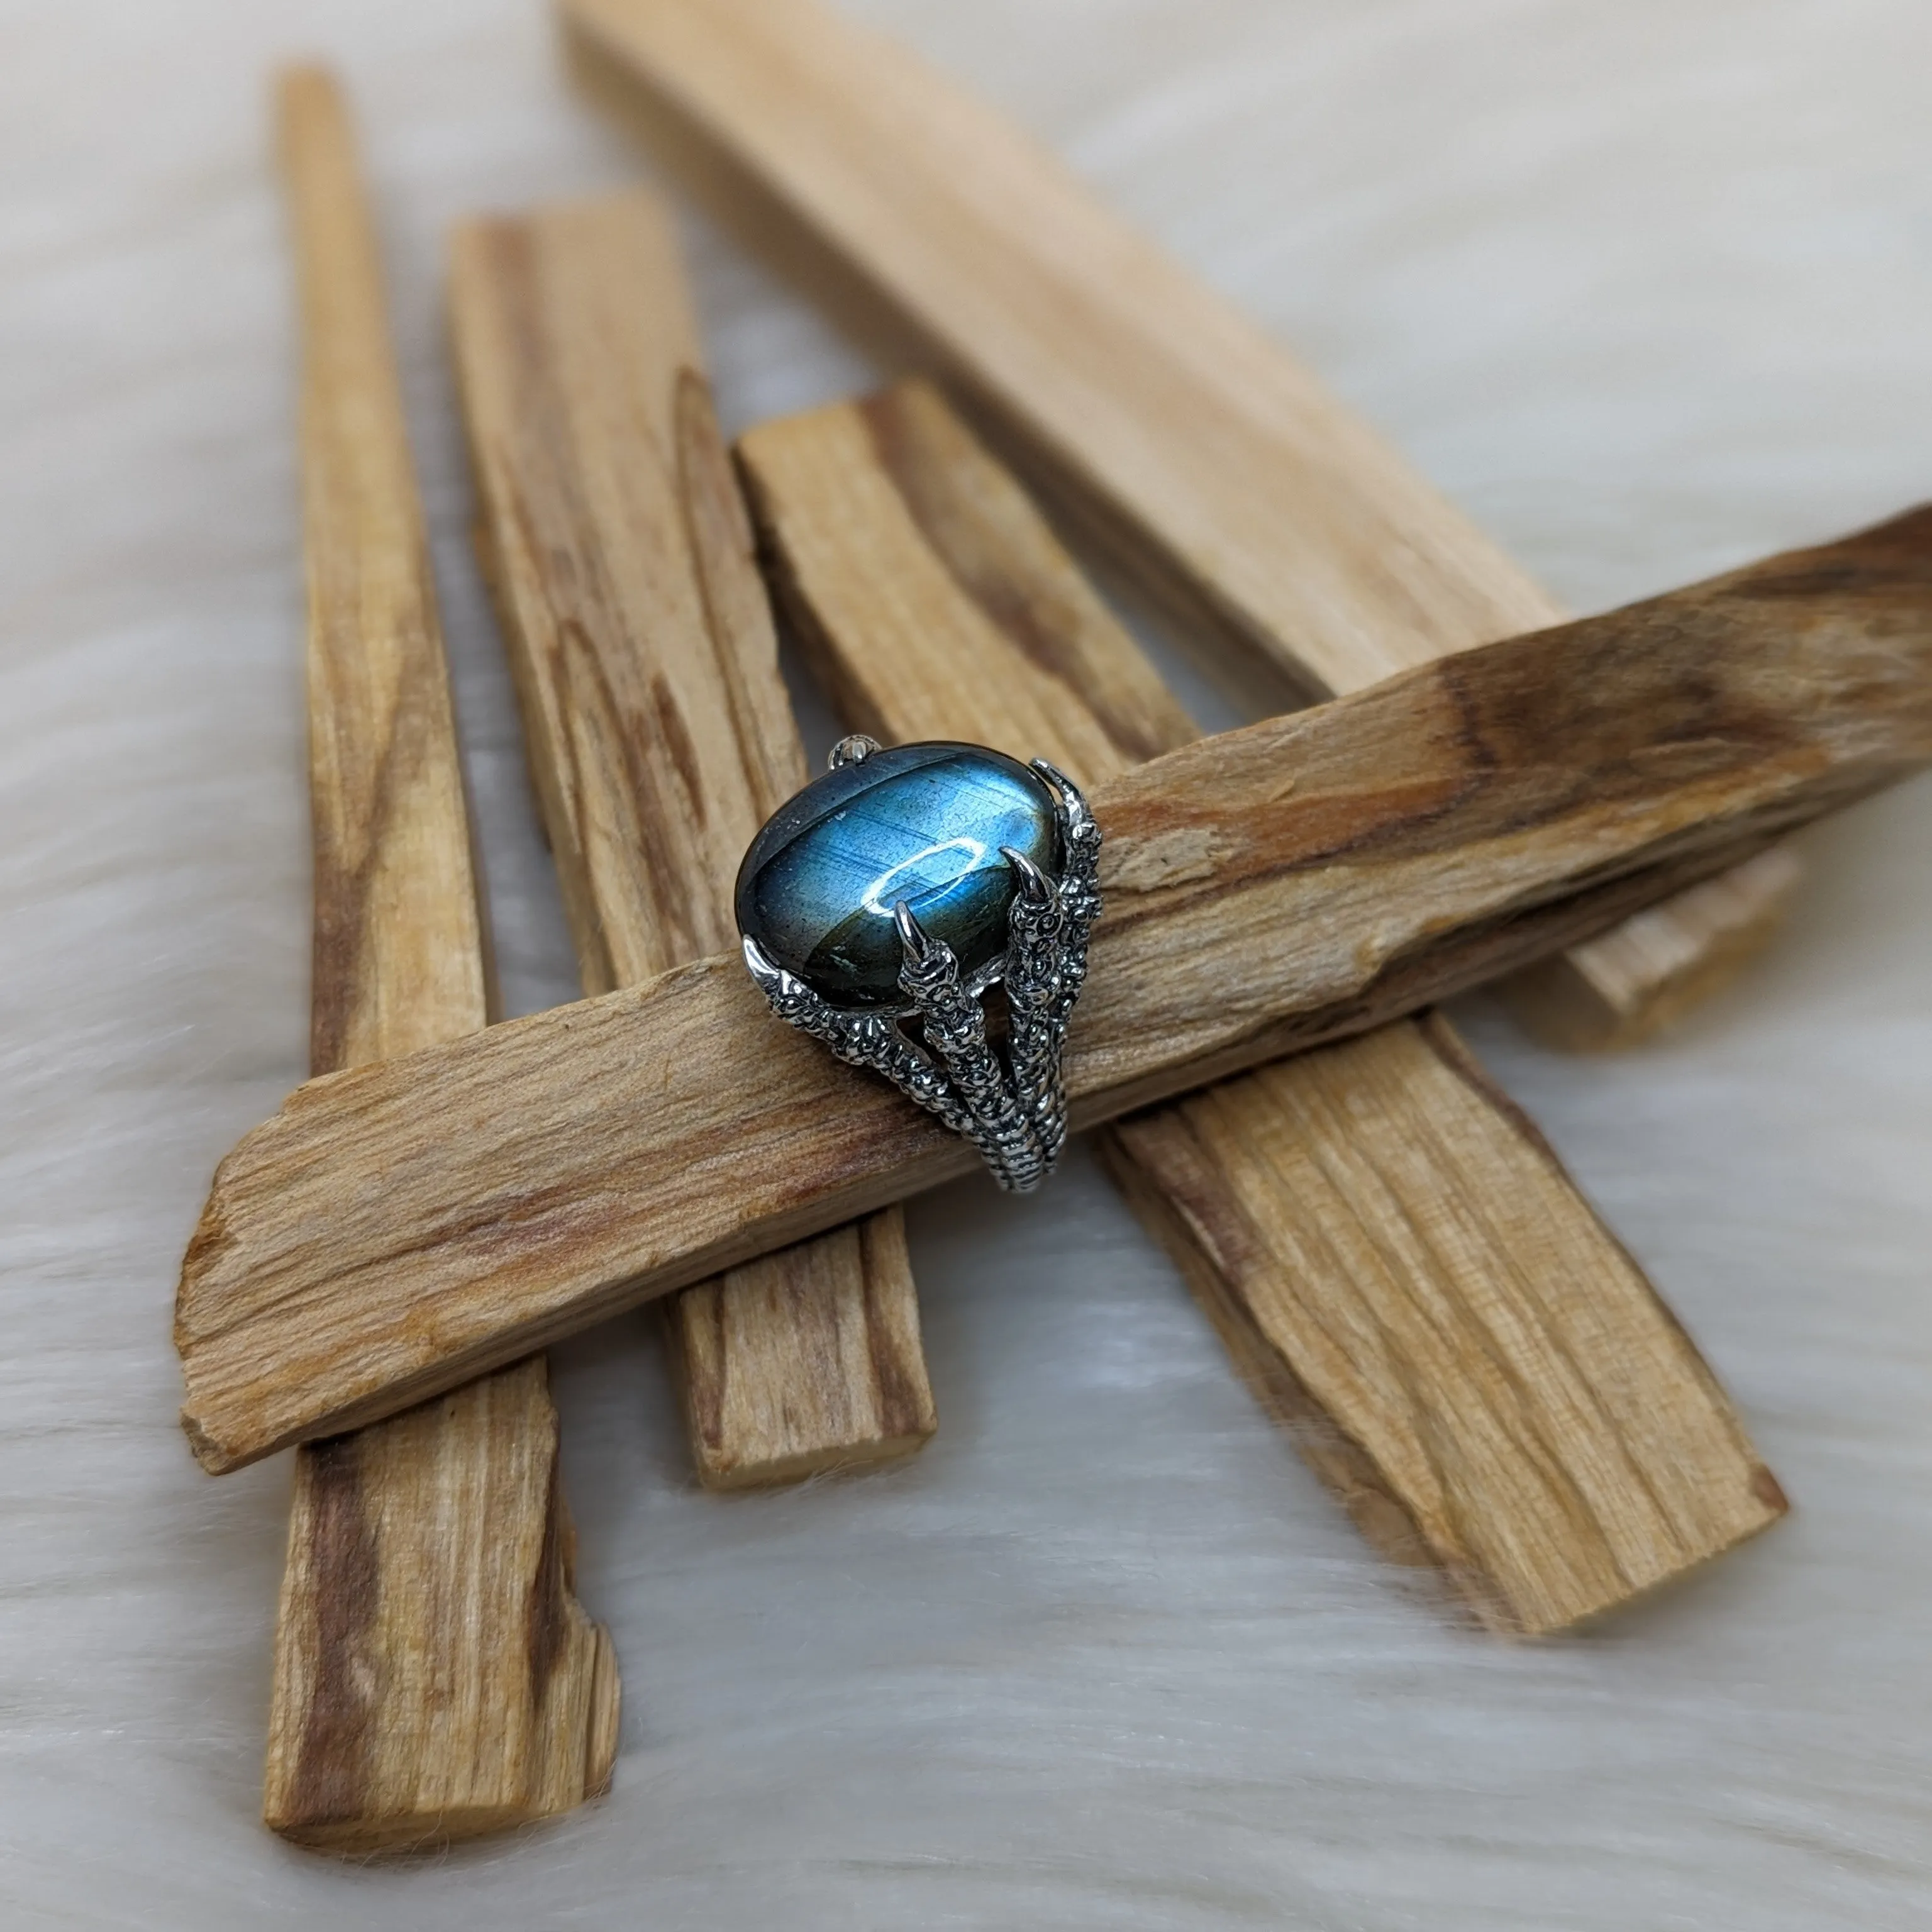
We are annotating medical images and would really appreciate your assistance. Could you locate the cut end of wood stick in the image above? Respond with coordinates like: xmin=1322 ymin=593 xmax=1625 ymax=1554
xmin=1103 ymin=1017 xmax=1788 ymax=1638
xmin=263 ymin=1361 xmax=619 ymax=1854
xmin=668 ymin=1211 xmax=936 ymax=1489
xmin=1504 ymin=845 xmax=1808 ymax=1052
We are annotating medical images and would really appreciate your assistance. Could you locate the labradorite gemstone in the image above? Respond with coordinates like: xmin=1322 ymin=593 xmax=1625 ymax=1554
xmin=735 ymin=741 xmax=1060 ymax=1008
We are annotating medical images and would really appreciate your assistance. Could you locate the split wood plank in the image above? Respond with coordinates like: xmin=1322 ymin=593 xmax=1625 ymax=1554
xmin=261 ymin=69 xmax=616 ymax=1853
xmin=175 ymin=504 xmax=1932 ymax=1472
xmin=736 ymin=379 xmax=1786 ymax=1632
xmin=559 ymin=0 xmax=1802 ymax=1047
xmin=450 ymin=191 xmax=934 ymax=1488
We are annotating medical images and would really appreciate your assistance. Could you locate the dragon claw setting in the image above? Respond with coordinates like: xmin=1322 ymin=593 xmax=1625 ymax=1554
xmin=735 ymin=738 xmax=1101 ymax=1192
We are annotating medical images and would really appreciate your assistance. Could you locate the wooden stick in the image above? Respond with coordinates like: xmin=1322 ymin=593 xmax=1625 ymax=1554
xmin=175 ymin=505 xmax=1932 ymax=1472
xmin=260 ymin=70 xmax=617 ymax=1852
xmin=450 ymin=191 xmax=935 ymax=1488
xmin=737 ymin=379 xmax=1785 ymax=1633
xmin=558 ymin=0 xmax=1804 ymax=1046
xmin=1507 ymin=845 xmax=1808 ymax=1051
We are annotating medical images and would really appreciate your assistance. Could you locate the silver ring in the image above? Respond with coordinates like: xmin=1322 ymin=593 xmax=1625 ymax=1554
xmin=734 ymin=736 xmax=1101 ymax=1193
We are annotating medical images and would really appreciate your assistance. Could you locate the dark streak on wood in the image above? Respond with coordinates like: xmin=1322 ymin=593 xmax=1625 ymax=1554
xmin=526 ymin=1452 xmax=570 ymax=1711
xmin=675 ymin=366 xmax=807 ymax=823
xmin=857 ymin=385 xmax=1185 ymax=767
xmin=858 ymin=1211 xmax=928 ymax=1444
xmin=287 ymin=1434 xmax=380 ymax=1828
xmin=677 ymin=1287 xmax=729 ymax=1457
xmin=471 ymin=218 xmax=734 ymax=981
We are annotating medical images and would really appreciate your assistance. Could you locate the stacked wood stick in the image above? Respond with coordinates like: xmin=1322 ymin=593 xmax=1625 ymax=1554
xmin=259 ymin=70 xmax=616 ymax=1852
xmin=737 ymin=379 xmax=1787 ymax=1634
xmin=186 ymin=18 xmax=1932 ymax=1853
xmin=559 ymin=0 xmax=1805 ymax=1051
xmin=175 ymin=501 xmax=1932 ymax=1474
xmin=444 ymin=195 xmax=1786 ymax=1627
xmin=449 ymin=191 xmax=935 ymax=1487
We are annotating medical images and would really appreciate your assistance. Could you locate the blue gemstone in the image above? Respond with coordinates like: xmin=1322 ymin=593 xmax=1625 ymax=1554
xmin=735 ymin=741 xmax=1060 ymax=1008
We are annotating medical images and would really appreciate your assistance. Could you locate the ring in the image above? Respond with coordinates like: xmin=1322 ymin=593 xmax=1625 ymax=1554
xmin=735 ymin=735 xmax=1102 ymax=1193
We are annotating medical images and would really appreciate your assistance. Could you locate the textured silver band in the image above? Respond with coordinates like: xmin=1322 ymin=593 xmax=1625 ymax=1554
xmin=741 ymin=752 xmax=1101 ymax=1194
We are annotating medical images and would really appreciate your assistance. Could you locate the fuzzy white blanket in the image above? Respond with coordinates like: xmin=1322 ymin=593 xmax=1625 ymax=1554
xmin=4 ymin=2 xmax=1929 ymax=1925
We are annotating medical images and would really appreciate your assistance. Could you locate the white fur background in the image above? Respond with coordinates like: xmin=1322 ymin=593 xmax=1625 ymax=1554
xmin=4 ymin=2 xmax=1930 ymax=1925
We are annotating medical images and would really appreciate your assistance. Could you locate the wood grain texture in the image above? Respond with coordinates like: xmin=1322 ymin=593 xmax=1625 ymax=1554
xmin=284 ymin=72 xmax=487 ymax=1072
xmin=450 ymin=190 xmax=933 ymax=1487
xmin=738 ymin=379 xmax=1782 ymax=1633
xmin=559 ymin=0 xmax=1802 ymax=1043
xmin=1097 ymin=1028 xmax=1785 ymax=1630
xmin=1104 ymin=1030 xmax=1783 ymax=1635
xmin=261 ymin=69 xmax=616 ymax=1852
xmin=174 ymin=504 xmax=1932 ymax=1472
xmin=266 ymin=1362 xmax=620 ymax=1851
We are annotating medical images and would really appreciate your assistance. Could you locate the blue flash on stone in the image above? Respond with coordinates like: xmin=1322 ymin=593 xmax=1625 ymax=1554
xmin=733 ymin=741 xmax=1061 ymax=1008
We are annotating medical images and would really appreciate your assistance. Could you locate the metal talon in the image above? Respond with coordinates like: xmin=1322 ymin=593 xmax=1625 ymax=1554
xmin=742 ymin=933 xmax=783 ymax=984
xmin=829 ymin=733 xmax=881 ymax=769
xmin=892 ymin=897 xmax=937 ymax=965
xmin=740 ymin=743 xmax=1101 ymax=1194
xmin=1001 ymin=844 xmax=1060 ymax=912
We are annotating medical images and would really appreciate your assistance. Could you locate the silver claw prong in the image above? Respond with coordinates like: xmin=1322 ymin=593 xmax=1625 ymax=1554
xmin=1001 ymin=845 xmax=1059 ymax=912
xmin=742 ymin=744 xmax=1102 ymax=1195
xmin=741 ymin=933 xmax=784 ymax=984
xmin=892 ymin=897 xmax=936 ymax=965
xmin=742 ymin=934 xmax=813 ymax=1014
xmin=1030 ymin=758 xmax=1094 ymax=828
xmin=830 ymin=733 xmax=881 ymax=769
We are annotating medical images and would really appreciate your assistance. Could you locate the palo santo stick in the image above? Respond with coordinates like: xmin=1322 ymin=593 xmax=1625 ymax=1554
xmin=175 ymin=507 xmax=1932 ymax=1472
xmin=558 ymin=0 xmax=1802 ymax=1045
xmin=1507 ymin=845 xmax=1809 ymax=1051
xmin=261 ymin=70 xmax=616 ymax=1852
xmin=736 ymin=380 xmax=1784 ymax=1634
xmin=450 ymin=191 xmax=934 ymax=1487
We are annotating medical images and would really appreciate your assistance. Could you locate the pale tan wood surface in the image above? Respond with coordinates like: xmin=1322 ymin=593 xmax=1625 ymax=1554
xmin=261 ymin=69 xmax=616 ymax=1852
xmin=1106 ymin=1030 xmax=1782 ymax=1635
xmin=450 ymin=191 xmax=933 ymax=1488
xmin=560 ymin=0 xmax=1802 ymax=1045
xmin=738 ymin=380 xmax=1783 ymax=1633
xmin=267 ymin=1362 xmax=620 ymax=1852
xmin=284 ymin=74 xmax=487 ymax=1076
xmin=1508 ymin=845 xmax=1809 ymax=1052
xmin=175 ymin=506 xmax=1932 ymax=1471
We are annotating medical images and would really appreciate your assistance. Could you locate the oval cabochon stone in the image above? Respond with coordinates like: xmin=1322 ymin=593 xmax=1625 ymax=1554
xmin=735 ymin=741 xmax=1060 ymax=1007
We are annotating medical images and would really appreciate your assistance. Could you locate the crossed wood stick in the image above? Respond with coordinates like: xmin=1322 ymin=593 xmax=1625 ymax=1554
xmin=244 ymin=35 xmax=1932 ymax=1853
xmin=179 ymin=498 xmax=1932 ymax=1472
